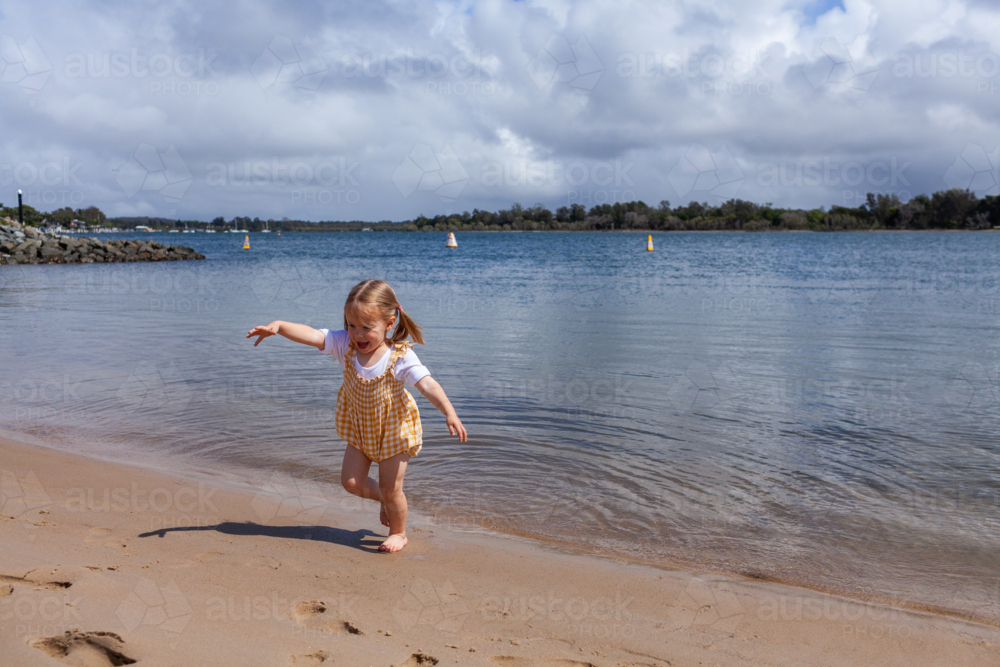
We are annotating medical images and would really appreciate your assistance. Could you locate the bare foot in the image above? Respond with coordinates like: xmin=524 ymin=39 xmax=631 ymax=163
xmin=379 ymin=533 xmax=407 ymax=553
xmin=380 ymin=503 xmax=390 ymax=528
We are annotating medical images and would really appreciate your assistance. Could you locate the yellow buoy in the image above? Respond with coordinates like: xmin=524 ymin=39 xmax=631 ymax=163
xmin=446 ymin=232 xmax=458 ymax=248
xmin=243 ymin=235 xmax=250 ymax=249
xmin=646 ymin=235 xmax=653 ymax=251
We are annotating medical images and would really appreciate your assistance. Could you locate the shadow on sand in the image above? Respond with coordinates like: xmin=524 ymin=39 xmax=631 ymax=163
xmin=138 ymin=522 xmax=384 ymax=554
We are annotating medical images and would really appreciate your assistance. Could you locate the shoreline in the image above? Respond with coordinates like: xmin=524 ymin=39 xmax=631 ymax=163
xmin=1 ymin=434 xmax=997 ymax=665
xmin=7 ymin=426 xmax=995 ymax=631
xmin=64 ymin=227 xmax=1000 ymax=236
xmin=55 ymin=228 xmax=1000 ymax=235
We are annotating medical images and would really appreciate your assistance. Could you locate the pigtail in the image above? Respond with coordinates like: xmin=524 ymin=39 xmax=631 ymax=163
xmin=392 ymin=307 xmax=424 ymax=345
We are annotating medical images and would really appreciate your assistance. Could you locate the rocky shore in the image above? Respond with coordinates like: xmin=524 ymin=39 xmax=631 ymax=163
xmin=0 ymin=219 xmax=205 ymax=265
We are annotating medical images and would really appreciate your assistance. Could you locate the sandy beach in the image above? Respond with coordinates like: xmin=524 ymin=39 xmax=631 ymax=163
xmin=0 ymin=436 xmax=996 ymax=666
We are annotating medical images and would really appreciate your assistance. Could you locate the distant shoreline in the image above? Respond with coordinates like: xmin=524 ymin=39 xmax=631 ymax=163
xmin=14 ymin=188 xmax=999 ymax=234
xmin=64 ymin=227 xmax=1000 ymax=234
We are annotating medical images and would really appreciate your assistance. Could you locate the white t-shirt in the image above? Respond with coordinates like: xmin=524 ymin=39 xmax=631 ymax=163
xmin=318 ymin=329 xmax=431 ymax=387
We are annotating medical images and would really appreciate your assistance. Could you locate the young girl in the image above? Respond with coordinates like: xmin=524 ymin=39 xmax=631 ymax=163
xmin=247 ymin=279 xmax=466 ymax=553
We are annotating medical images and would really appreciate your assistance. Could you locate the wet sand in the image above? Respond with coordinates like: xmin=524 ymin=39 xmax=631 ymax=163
xmin=1 ymin=435 xmax=997 ymax=666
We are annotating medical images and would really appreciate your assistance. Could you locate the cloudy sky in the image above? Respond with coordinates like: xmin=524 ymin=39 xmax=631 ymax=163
xmin=1 ymin=0 xmax=998 ymax=222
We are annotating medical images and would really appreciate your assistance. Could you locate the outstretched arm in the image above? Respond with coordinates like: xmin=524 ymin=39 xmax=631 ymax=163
xmin=414 ymin=376 xmax=467 ymax=442
xmin=247 ymin=321 xmax=325 ymax=349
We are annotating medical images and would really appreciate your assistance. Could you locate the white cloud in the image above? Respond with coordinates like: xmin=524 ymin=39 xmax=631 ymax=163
xmin=0 ymin=0 xmax=998 ymax=221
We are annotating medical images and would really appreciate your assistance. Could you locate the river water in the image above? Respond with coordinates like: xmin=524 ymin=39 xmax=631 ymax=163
xmin=2 ymin=230 xmax=998 ymax=622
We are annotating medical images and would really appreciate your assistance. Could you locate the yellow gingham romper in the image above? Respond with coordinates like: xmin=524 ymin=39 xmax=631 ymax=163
xmin=335 ymin=341 xmax=423 ymax=463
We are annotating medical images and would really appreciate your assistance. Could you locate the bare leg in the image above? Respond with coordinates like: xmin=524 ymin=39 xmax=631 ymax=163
xmin=341 ymin=444 xmax=381 ymax=501
xmin=377 ymin=451 xmax=409 ymax=553
xmin=340 ymin=445 xmax=390 ymax=528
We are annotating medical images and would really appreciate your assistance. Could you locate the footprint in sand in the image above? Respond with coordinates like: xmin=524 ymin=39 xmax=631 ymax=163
xmin=195 ymin=551 xmax=228 ymax=563
xmin=0 ymin=572 xmax=73 ymax=591
xmin=289 ymin=649 xmax=330 ymax=665
xmin=196 ymin=552 xmax=281 ymax=570
xmin=30 ymin=630 xmax=137 ymax=666
xmin=291 ymin=600 xmax=363 ymax=635
xmin=250 ymin=556 xmax=281 ymax=569
xmin=489 ymin=658 xmax=597 ymax=667
xmin=85 ymin=527 xmax=127 ymax=549
xmin=396 ymin=654 xmax=439 ymax=666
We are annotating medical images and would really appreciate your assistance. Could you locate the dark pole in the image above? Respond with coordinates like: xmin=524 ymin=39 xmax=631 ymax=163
xmin=18 ymin=189 xmax=23 ymax=225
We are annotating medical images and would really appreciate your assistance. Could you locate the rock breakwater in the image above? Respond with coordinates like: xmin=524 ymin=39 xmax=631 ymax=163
xmin=0 ymin=219 xmax=205 ymax=265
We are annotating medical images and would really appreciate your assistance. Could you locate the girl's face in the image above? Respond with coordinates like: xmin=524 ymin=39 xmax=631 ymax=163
xmin=345 ymin=304 xmax=396 ymax=354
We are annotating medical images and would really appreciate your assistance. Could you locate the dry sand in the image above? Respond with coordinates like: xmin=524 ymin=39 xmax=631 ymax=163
xmin=0 ymin=435 xmax=997 ymax=666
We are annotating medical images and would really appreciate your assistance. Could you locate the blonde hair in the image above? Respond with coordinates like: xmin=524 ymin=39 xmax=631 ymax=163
xmin=343 ymin=279 xmax=424 ymax=345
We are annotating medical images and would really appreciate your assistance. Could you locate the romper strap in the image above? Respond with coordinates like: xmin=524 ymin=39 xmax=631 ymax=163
xmin=384 ymin=341 xmax=411 ymax=373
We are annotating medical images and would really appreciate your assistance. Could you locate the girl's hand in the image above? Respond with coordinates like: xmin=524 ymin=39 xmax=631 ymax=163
xmin=247 ymin=321 xmax=325 ymax=349
xmin=446 ymin=413 xmax=467 ymax=442
xmin=247 ymin=322 xmax=279 ymax=346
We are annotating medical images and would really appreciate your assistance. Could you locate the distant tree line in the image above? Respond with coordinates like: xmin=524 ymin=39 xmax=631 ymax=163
xmin=0 ymin=204 xmax=107 ymax=227
xmin=402 ymin=190 xmax=999 ymax=232
xmin=6 ymin=189 xmax=999 ymax=232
